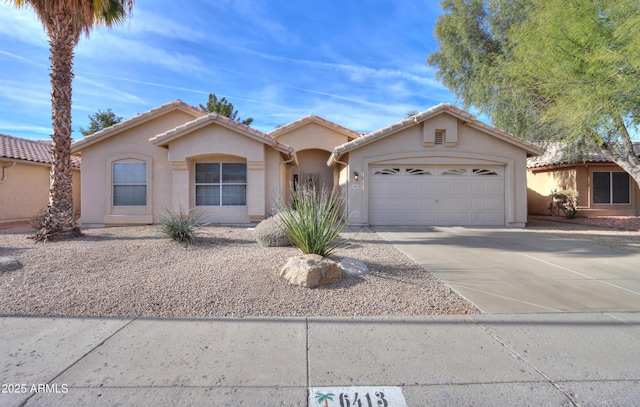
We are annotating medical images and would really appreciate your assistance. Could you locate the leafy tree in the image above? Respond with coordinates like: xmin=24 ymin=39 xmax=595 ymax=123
xmin=199 ymin=93 xmax=253 ymax=126
xmin=8 ymin=0 xmax=135 ymax=241
xmin=80 ymin=109 xmax=123 ymax=136
xmin=428 ymin=0 xmax=640 ymax=190
xmin=507 ymin=0 xmax=640 ymax=186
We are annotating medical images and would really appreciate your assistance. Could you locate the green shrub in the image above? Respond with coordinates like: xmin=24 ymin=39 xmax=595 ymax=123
xmin=553 ymin=190 xmax=579 ymax=219
xmin=278 ymin=185 xmax=350 ymax=257
xmin=254 ymin=212 xmax=292 ymax=247
xmin=158 ymin=208 xmax=205 ymax=243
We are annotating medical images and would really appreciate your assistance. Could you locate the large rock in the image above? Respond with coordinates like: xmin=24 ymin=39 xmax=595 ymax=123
xmin=279 ymin=254 xmax=342 ymax=288
xmin=338 ymin=257 xmax=369 ymax=276
xmin=0 ymin=257 xmax=21 ymax=272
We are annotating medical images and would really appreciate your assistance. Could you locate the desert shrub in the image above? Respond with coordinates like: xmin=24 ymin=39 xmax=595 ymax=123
xmin=29 ymin=209 xmax=47 ymax=231
xmin=254 ymin=212 xmax=292 ymax=247
xmin=158 ymin=208 xmax=204 ymax=243
xmin=278 ymin=185 xmax=350 ymax=257
xmin=553 ymin=190 xmax=579 ymax=219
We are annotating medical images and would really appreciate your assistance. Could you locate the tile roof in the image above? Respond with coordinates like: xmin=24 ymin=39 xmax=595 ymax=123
xmin=0 ymin=133 xmax=80 ymax=167
xmin=149 ymin=113 xmax=298 ymax=165
xmin=328 ymin=103 xmax=543 ymax=165
xmin=71 ymin=100 xmax=205 ymax=153
xmin=527 ymin=141 xmax=640 ymax=169
xmin=268 ymin=115 xmax=361 ymax=140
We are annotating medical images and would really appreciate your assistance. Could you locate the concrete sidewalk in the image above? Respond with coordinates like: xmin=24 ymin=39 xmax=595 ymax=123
xmin=2 ymin=313 xmax=640 ymax=406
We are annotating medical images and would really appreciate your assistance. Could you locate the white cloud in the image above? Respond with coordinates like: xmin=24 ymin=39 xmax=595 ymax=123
xmin=126 ymin=9 xmax=205 ymax=42
xmin=75 ymin=33 xmax=207 ymax=75
xmin=0 ymin=81 xmax=50 ymax=107
xmin=74 ymin=76 xmax=147 ymax=105
xmin=0 ymin=4 xmax=48 ymax=48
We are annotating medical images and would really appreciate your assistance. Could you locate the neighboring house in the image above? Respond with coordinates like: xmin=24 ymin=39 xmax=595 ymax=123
xmin=0 ymin=133 xmax=81 ymax=223
xmin=527 ymin=141 xmax=640 ymax=216
xmin=71 ymin=100 xmax=541 ymax=227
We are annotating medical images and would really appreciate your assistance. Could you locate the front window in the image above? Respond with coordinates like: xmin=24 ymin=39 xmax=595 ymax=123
xmin=593 ymin=171 xmax=630 ymax=204
xmin=112 ymin=162 xmax=147 ymax=206
xmin=195 ymin=163 xmax=247 ymax=206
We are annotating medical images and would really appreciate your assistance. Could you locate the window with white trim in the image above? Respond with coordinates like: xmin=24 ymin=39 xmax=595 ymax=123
xmin=593 ymin=171 xmax=630 ymax=204
xmin=195 ymin=163 xmax=247 ymax=206
xmin=112 ymin=162 xmax=147 ymax=206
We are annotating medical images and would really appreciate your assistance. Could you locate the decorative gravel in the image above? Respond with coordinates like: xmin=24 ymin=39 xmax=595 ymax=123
xmin=0 ymin=225 xmax=478 ymax=318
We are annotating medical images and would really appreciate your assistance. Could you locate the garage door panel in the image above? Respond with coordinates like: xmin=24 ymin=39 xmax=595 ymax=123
xmin=452 ymin=197 xmax=470 ymax=209
xmin=453 ymin=182 xmax=470 ymax=194
xmin=403 ymin=196 xmax=420 ymax=210
xmin=420 ymin=183 xmax=437 ymax=194
xmin=369 ymin=165 xmax=505 ymax=226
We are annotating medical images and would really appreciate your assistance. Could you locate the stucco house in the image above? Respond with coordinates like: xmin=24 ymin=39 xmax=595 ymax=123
xmin=527 ymin=141 xmax=640 ymax=216
xmin=1 ymin=133 xmax=81 ymax=223
xmin=71 ymin=100 xmax=541 ymax=227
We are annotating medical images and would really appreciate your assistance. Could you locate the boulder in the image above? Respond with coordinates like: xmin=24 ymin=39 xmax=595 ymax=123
xmin=338 ymin=257 xmax=369 ymax=276
xmin=279 ymin=254 xmax=342 ymax=288
xmin=0 ymin=257 xmax=21 ymax=272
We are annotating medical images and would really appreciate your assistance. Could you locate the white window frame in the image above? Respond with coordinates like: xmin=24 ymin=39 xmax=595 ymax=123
xmin=112 ymin=161 xmax=147 ymax=207
xmin=195 ymin=162 xmax=247 ymax=206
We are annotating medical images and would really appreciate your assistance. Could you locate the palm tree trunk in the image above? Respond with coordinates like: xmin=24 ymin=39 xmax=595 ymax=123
xmin=35 ymin=13 xmax=81 ymax=241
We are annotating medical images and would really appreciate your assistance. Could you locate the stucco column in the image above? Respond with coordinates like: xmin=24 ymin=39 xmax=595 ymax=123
xmin=247 ymin=160 xmax=266 ymax=222
xmin=170 ymin=160 xmax=190 ymax=212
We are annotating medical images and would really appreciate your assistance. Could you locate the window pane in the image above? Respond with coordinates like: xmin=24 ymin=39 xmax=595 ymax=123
xmin=612 ymin=172 xmax=630 ymax=203
xmin=195 ymin=163 xmax=220 ymax=184
xmin=593 ymin=172 xmax=610 ymax=203
xmin=113 ymin=185 xmax=146 ymax=206
xmin=221 ymin=163 xmax=247 ymax=183
xmin=113 ymin=162 xmax=146 ymax=184
xmin=196 ymin=185 xmax=220 ymax=206
xmin=222 ymin=185 xmax=247 ymax=206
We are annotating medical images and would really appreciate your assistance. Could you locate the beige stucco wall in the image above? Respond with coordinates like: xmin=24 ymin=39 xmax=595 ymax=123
xmin=526 ymin=168 xmax=576 ymax=215
xmin=341 ymin=114 xmax=531 ymax=226
xmin=0 ymin=160 xmax=80 ymax=223
xmin=77 ymin=110 xmax=196 ymax=226
xmin=275 ymin=121 xmax=352 ymax=201
xmin=166 ymin=123 xmax=284 ymax=224
xmin=528 ymin=163 xmax=640 ymax=216
xmin=293 ymin=149 xmax=334 ymax=190
xmin=275 ymin=122 xmax=352 ymax=152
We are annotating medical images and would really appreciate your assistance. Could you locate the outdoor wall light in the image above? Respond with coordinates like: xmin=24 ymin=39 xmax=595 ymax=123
xmin=353 ymin=171 xmax=359 ymax=181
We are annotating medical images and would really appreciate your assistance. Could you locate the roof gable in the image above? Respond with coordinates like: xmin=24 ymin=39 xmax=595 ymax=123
xmin=71 ymin=100 xmax=204 ymax=153
xmin=329 ymin=103 xmax=543 ymax=165
xmin=268 ymin=115 xmax=360 ymax=140
xmin=1 ymin=133 xmax=80 ymax=167
xmin=149 ymin=113 xmax=298 ymax=164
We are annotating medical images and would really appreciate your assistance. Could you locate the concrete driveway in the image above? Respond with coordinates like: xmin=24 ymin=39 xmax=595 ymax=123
xmin=375 ymin=226 xmax=640 ymax=313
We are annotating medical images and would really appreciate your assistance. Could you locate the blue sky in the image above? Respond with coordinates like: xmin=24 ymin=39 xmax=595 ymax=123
xmin=0 ymin=0 xmax=457 ymax=141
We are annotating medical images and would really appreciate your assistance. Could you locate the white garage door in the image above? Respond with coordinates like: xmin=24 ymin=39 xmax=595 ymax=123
xmin=368 ymin=165 xmax=505 ymax=226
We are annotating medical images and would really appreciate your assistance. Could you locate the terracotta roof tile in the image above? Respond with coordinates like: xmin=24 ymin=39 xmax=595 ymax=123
xmin=527 ymin=141 xmax=640 ymax=168
xmin=329 ymin=103 xmax=542 ymax=164
xmin=1 ymin=133 xmax=81 ymax=167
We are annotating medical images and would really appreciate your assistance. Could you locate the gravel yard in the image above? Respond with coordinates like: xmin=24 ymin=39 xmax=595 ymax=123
xmin=1 ymin=217 xmax=637 ymax=318
xmin=0 ymin=225 xmax=478 ymax=318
